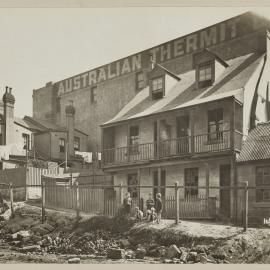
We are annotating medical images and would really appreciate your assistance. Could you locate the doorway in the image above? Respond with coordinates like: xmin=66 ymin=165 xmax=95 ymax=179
xmin=219 ymin=164 xmax=231 ymax=218
xmin=176 ymin=115 xmax=189 ymax=154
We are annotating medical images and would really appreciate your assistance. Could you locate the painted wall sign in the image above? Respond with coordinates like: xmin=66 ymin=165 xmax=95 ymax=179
xmin=56 ymin=12 xmax=267 ymax=96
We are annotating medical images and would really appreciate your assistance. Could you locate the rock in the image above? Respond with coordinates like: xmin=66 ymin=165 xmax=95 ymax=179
xmin=119 ymin=239 xmax=130 ymax=248
xmin=17 ymin=230 xmax=30 ymax=240
xmin=212 ymin=248 xmax=226 ymax=260
xmin=30 ymin=235 xmax=42 ymax=243
xmin=68 ymin=258 xmax=80 ymax=264
xmin=198 ymin=254 xmax=208 ymax=263
xmin=125 ymin=250 xmax=135 ymax=259
xmin=135 ymin=247 xmax=146 ymax=259
xmin=166 ymin=244 xmax=181 ymax=259
xmin=163 ymin=259 xmax=173 ymax=263
xmin=188 ymin=251 xmax=198 ymax=262
xmin=107 ymin=248 xmax=125 ymax=259
xmin=21 ymin=245 xmax=41 ymax=252
xmin=193 ymin=245 xmax=208 ymax=254
xmin=179 ymin=248 xmax=188 ymax=263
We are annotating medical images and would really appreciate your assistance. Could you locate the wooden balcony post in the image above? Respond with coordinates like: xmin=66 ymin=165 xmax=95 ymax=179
xmin=127 ymin=125 xmax=130 ymax=162
xmin=119 ymin=183 xmax=123 ymax=206
xmin=137 ymin=169 xmax=141 ymax=209
xmin=158 ymin=167 xmax=161 ymax=193
xmin=243 ymin=181 xmax=248 ymax=231
xmin=101 ymin=128 xmax=104 ymax=165
xmin=230 ymin=99 xmax=235 ymax=150
xmin=157 ymin=119 xmax=160 ymax=159
xmin=175 ymin=182 xmax=180 ymax=224
xmin=76 ymin=181 xmax=80 ymax=220
xmin=190 ymin=110 xmax=195 ymax=154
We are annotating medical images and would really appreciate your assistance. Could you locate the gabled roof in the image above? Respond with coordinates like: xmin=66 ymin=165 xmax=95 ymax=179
xmin=149 ymin=61 xmax=181 ymax=81
xmin=24 ymin=116 xmax=89 ymax=136
xmin=237 ymin=122 xmax=270 ymax=163
xmin=102 ymin=53 xmax=264 ymax=127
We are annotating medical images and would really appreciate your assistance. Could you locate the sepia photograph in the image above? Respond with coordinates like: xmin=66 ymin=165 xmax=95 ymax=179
xmin=0 ymin=2 xmax=270 ymax=265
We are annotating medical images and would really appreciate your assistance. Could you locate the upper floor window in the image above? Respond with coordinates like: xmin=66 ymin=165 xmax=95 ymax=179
xmin=256 ymin=166 xmax=270 ymax=202
xmin=208 ymin=108 xmax=223 ymax=142
xmin=151 ymin=76 xmax=164 ymax=99
xmin=74 ymin=136 xmax=80 ymax=151
xmin=135 ymin=71 xmax=144 ymax=92
xmin=91 ymin=86 xmax=97 ymax=104
xmin=197 ymin=62 xmax=214 ymax=88
xmin=59 ymin=138 xmax=65 ymax=153
xmin=22 ymin=133 xmax=30 ymax=150
xmin=129 ymin=125 xmax=139 ymax=153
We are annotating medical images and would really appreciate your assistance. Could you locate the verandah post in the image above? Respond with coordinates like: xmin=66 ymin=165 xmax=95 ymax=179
xmin=175 ymin=181 xmax=179 ymax=225
xmin=76 ymin=181 xmax=80 ymax=219
xmin=243 ymin=181 xmax=248 ymax=231
xmin=119 ymin=183 xmax=123 ymax=208
xmin=9 ymin=183 xmax=14 ymax=218
xmin=41 ymin=181 xmax=46 ymax=223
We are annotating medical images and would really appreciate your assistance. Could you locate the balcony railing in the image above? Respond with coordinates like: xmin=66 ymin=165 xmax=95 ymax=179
xmin=103 ymin=130 xmax=241 ymax=166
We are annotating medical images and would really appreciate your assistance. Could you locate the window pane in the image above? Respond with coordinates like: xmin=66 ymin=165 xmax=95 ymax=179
xmin=199 ymin=64 xmax=212 ymax=82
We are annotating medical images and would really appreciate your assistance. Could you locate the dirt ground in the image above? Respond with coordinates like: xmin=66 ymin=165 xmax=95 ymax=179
xmin=0 ymin=202 xmax=270 ymax=264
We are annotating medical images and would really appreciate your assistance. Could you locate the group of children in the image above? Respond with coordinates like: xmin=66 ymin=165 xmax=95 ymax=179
xmin=123 ymin=192 xmax=163 ymax=224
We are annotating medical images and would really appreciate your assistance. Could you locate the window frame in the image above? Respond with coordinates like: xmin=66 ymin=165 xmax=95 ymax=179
xmin=207 ymin=108 xmax=224 ymax=143
xmin=196 ymin=61 xmax=214 ymax=89
xmin=74 ymin=136 xmax=80 ymax=151
xmin=22 ymin=133 xmax=30 ymax=150
xmin=256 ymin=166 xmax=270 ymax=202
xmin=129 ymin=125 xmax=140 ymax=154
xmin=151 ymin=75 xmax=165 ymax=99
xmin=59 ymin=138 xmax=66 ymax=153
xmin=135 ymin=71 xmax=144 ymax=92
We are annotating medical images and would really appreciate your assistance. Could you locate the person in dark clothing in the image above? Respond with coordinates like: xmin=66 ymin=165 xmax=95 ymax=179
xmin=155 ymin=193 xmax=163 ymax=224
xmin=123 ymin=192 xmax=132 ymax=216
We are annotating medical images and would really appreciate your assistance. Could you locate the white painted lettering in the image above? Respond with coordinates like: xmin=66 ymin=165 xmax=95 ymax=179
xmin=81 ymin=73 xmax=88 ymax=88
xmin=149 ymin=47 xmax=160 ymax=62
xmin=186 ymin=34 xmax=198 ymax=53
xmin=58 ymin=82 xmax=65 ymax=96
xmin=173 ymin=39 xmax=185 ymax=57
xmin=121 ymin=58 xmax=131 ymax=74
xmin=65 ymin=79 xmax=73 ymax=93
xmin=98 ymin=68 xmax=107 ymax=82
xmin=108 ymin=64 xmax=116 ymax=79
xmin=73 ymin=76 xmax=81 ymax=90
xmin=88 ymin=70 xmax=97 ymax=85
xmin=160 ymin=44 xmax=171 ymax=62
xmin=219 ymin=23 xmax=226 ymax=42
xmin=200 ymin=27 xmax=217 ymax=49
xmin=132 ymin=54 xmax=142 ymax=71
xmin=227 ymin=18 xmax=240 ymax=39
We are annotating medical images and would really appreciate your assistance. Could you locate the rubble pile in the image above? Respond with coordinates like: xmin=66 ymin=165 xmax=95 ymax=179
xmin=0 ymin=203 xmax=270 ymax=263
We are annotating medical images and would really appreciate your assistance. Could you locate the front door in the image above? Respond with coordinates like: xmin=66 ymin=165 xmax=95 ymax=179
xmin=219 ymin=164 xmax=231 ymax=218
xmin=176 ymin=116 xmax=189 ymax=154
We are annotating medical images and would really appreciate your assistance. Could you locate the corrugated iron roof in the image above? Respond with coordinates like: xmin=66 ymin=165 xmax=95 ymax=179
xmin=237 ymin=122 xmax=270 ymax=162
xmin=103 ymin=53 xmax=264 ymax=126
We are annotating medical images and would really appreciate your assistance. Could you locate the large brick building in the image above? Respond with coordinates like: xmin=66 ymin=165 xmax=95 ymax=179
xmin=33 ymin=12 xmax=270 ymax=153
xmin=99 ymin=12 xmax=270 ymax=222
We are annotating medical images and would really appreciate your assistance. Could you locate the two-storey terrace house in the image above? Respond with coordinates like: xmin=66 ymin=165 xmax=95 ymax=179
xmin=101 ymin=23 xmax=270 ymax=221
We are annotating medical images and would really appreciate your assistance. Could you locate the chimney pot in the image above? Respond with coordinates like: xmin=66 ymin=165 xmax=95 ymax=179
xmin=9 ymin=87 xmax=12 ymax=94
xmin=6 ymin=86 xmax=8 ymax=92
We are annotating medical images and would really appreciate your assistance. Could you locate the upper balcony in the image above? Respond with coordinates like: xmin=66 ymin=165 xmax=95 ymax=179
xmin=102 ymin=129 xmax=242 ymax=167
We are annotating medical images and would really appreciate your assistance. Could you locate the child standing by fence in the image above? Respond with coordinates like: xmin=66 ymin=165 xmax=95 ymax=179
xmin=155 ymin=193 xmax=163 ymax=224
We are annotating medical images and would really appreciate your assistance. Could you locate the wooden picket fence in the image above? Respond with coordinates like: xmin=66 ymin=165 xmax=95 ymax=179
xmin=164 ymin=195 xmax=217 ymax=219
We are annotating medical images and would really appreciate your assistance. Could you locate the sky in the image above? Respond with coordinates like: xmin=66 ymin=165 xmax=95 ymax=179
xmin=1 ymin=7 xmax=270 ymax=117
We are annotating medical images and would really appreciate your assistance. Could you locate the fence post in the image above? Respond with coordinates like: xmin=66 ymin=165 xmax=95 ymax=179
xmin=243 ymin=181 xmax=248 ymax=231
xmin=119 ymin=183 xmax=123 ymax=207
xmin=76 ymin=181 xmax=80 ymax=219
xmin=41 ymin=181 xmax=46 ymax=223
xmin=175 ymin=181 xmax=179 ymax=225
xmin=9 ymin=183 xmax=14 ymax=218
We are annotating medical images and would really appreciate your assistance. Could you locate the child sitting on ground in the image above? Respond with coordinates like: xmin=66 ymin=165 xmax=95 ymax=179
xmin=149 ymin=207 xmax=157 ymax=223
xmin=134 ymin=206 xmax=144 ymax=221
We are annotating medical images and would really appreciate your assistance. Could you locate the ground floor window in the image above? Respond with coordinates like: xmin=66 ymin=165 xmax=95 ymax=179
xmin=256 ymin=166 xmax=270 ymax=202
xmin=184 ymin=167 xmax=199 ymax=197
xmin=127 ymin=174 xmax=138 ymax=199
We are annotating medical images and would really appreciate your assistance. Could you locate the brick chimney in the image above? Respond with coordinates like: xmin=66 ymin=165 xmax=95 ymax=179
xmin=2 ymin=86 xmax=15 ymax=145
xmin=65 ymin=100 xmax=75 ymax=157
